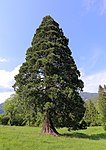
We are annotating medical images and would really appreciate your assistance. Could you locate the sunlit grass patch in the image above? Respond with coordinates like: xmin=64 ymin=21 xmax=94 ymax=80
xmin=0 ymin=126 xmax=106 ymax=150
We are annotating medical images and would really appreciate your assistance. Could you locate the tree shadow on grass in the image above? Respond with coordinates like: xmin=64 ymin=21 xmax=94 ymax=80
xmin=62 ymin=132 xmax=106 ymax=140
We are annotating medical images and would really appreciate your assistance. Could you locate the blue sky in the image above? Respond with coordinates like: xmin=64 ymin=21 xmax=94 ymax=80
xmin=0 ymin=0 xmax=106 ymax=103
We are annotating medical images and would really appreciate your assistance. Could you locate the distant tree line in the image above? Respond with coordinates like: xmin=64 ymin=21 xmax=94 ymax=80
xmin=82 ymin=85 xmax=106 ymax=129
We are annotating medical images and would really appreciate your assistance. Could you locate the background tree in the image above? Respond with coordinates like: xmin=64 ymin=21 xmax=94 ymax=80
xmin=13 ymin=16 xmax=85 ymax=135
xmin=98 ymin=85 xmax=106 ymax=127
xmin=83 ymin=100 xmax=99 ymax=126
xmin=3 ymin=94 xmax=24 ymax=126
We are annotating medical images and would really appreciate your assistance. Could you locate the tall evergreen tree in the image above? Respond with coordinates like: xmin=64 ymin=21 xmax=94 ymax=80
xmin=98 ymin=85 xmax=106 ymax=125
xmin=13 ymin=16 xmax=85 ymax=135
xmin=83 ymin=100 xmax=99 ymax=126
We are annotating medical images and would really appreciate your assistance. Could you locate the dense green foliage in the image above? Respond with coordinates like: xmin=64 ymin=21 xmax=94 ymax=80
xmin=13 ymin=16 xmax=85 ymax=129
xmin=0 ymin=126 xmax=106 ymax=150
xmin=83 ymin=100 xmax=100 ymax=126
xmin=98 ymin=85 xmax=106 ymax=127
xmin=1 ymin=94 xmax=25 ymax=126
xmin=81 ymin=85 xmax=106 ymax=129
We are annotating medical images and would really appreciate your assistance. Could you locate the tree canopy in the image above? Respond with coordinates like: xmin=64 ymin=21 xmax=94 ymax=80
xmin=13 ymin=16 xmax=85 ymax=135
xmin=3 ymin=94 xmax=24 ymax=126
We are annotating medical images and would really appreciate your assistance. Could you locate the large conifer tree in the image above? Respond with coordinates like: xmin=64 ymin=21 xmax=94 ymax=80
xmin=14 ymin=16 xmax=85 ymax=135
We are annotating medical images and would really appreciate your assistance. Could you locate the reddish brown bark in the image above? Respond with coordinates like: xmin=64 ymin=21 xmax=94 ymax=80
xmin=41 ymin=112 xmax=60 ymax=136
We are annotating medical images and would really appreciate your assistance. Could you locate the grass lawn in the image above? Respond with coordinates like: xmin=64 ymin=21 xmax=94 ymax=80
xmin=0 ymin=126 xmax=106 ymax=150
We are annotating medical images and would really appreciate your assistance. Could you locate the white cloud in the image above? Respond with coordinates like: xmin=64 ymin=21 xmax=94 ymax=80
xmin=99 ymin=0 xmax=106 ymax=15
xmin=0 ymin=91 xmax=15 ymax=104
xmin=83 ymin=0 xmax=96 ymax=10
xmin=0 ymin=65 xmax=21 ymax=103
xmin=0 ymin=65 xmax=20 ymax=88
xmin=82 ymin=0 xmax=106 ymax=15
xmin=0 ymin=57 xmax=7 ymax=63
xmin=81 ymin=70 xmax=106 ymax=93
xmin=85 ymin=48 xmax=102 ymax=71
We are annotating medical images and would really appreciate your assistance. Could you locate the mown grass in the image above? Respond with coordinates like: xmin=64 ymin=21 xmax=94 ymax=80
xmin=0 ymin=126 xmax=106 ymax=150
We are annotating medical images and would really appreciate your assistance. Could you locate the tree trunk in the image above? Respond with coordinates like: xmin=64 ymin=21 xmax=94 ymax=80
xmin=41 ymin=112 xmax=60 ymax=136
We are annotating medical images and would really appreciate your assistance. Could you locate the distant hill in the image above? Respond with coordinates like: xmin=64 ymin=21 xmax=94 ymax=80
xmin=80 ymin=92 xmax=98 ymax=101
xmin=0 ymin=103 xmax=4 ymax=114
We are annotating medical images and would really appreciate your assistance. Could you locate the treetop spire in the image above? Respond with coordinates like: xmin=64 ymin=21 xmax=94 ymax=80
xmin=41 ymin=15 xmax=59 ymax=26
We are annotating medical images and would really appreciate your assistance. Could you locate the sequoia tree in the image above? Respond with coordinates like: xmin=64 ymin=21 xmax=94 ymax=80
xmin=13 ymin=16 xmax=85 ymax=136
